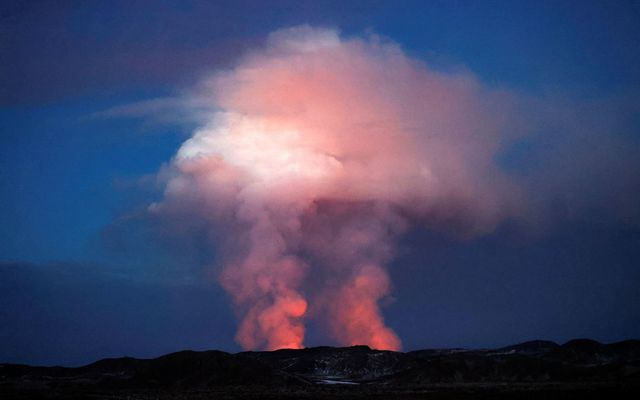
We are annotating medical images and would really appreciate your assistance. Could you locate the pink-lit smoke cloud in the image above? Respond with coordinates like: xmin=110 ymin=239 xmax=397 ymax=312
xmin=152 ymin=26 xmax=524 ymax=350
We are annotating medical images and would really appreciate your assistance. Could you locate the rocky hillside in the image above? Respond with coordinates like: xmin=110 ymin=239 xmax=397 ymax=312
xmin=2 ymin=339 xmax=639 ymax=398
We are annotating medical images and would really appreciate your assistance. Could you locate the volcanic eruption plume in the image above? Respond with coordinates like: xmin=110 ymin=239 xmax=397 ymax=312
xmin=154 ymin=26 xmax=519 ymax=351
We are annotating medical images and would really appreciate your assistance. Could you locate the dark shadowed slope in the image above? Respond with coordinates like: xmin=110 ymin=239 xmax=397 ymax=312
xmin=1 ymin=339 xmax=639 ymax=399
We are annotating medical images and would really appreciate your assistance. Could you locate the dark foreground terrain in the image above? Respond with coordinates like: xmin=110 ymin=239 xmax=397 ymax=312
xmin=2 ymin=339 xmax=639 ymax=399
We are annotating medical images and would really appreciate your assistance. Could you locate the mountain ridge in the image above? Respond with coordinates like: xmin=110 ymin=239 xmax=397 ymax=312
xmin=2 ymin=339 xmax=639 ymax=398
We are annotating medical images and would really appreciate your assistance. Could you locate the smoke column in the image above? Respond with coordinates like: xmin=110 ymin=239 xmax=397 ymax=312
xmin=154 ymin=26 xmax=519 ymax=350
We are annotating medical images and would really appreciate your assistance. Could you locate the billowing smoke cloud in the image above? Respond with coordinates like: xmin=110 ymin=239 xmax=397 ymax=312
xmin=150 ymin=26 xmax=525 ymax=351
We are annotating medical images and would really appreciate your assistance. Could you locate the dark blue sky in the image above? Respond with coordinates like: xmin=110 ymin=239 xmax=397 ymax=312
xmin=1 ymin=0 xmax=639 ymax=366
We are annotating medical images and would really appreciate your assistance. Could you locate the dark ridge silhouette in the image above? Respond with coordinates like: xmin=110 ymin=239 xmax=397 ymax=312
xmin=2 ymin=339 xmax=639 ymax=399
xmin=496 ymin=340 xmax=560 ymax=355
